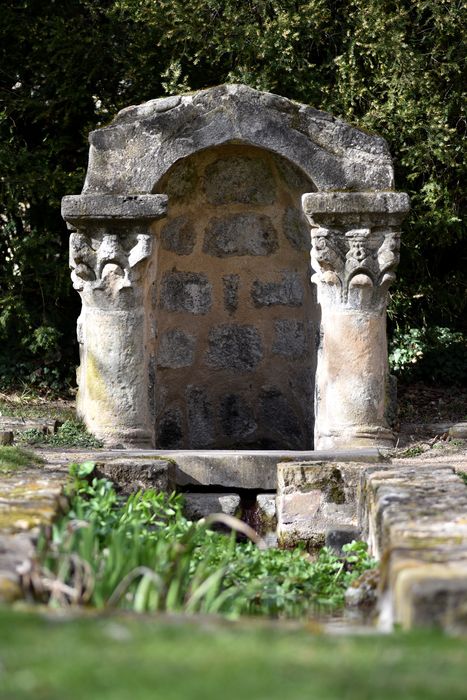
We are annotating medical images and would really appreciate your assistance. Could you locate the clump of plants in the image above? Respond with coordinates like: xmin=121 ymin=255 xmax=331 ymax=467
xmin=17 ymin=420 xmax=103 ymax=448
xmin=25 ymin=462 xmax=376 ymax=618
xmin=389 ymin=326 xmax=467 ymax=385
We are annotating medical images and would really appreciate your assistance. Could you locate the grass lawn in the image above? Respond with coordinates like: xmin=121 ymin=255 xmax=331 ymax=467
xmin=0 ymin=446 xmax=43 ymax=473
xmin=0 ymin=608 xmax=466 ymax=700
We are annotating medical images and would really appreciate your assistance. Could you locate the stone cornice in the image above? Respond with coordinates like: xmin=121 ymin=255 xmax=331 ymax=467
xmin=61 ymin=194 xmax=168 ymax=225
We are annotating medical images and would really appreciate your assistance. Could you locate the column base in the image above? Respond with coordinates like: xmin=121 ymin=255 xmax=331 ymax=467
xmin=84 ymin=422 xmax=153 ymax=449
xmin=315 ymin=425 xmax=396 ymax=450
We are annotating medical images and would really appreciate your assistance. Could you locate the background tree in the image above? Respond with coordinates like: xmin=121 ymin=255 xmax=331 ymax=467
xmin=1 ymin=0 xmax=465 ymax=391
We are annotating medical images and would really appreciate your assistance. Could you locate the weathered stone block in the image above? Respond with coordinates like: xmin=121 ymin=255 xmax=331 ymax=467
xmin=277 ymin=491 xmax=325 ymax=548
xmin=283 ymin=207 xmax=310 ymax=252
xmin=163 ymin=160 xmax=198 ymax=201
xmin=148 ymin=353 xmax=156 ymax=419
xmin=272 ymin=319 xmax=306 ymax=358
xmin=395 ymin=566 xmax=467 ymax=630
xmin=156 ymin=407 xmax=183 ymax=448
xmin=205 ymin=324 xmax=263 ymax=371
xmin=222 ymin=274 xmax=240 ymax=314
xmin=159 ymin=271 xmax=212 ymax=314
xmin=94 ymin=458 xmax=175 ymax=495
xmin=187 ymin=385 xmax=214 ymax=448
xmin=251 ymin=272 xmax=303 ymax=307
xmin=160 ymin=216 xmax=196 ymax=255
xmin=204 ymin=155 xmax=276 ymax=204
xmin=203 ymin=214 xmax=278 ymax=257
xmin=360 ymin=463 xmax=467 ymax=631
xmin=220 ymin=394 xmax=257 ymax=439
xmin=255 ymin=494 xmax=277 ymax=537
xmin=61 ymin=193 xmax=168 ymax=222
xmin=157 ymin=328 xmax=196 ymax=369
xmin=259 ymin=387 xmax=302 ymax=448
xmin=0 ymin=432 xmax=14 ymax=446
xmin=183 ymin=493 xmax=241 ymax=521
xmin=0 ymin=533 xmax=35 ymax=603
xmin=276 ymin=461 xmax=360 ymax=549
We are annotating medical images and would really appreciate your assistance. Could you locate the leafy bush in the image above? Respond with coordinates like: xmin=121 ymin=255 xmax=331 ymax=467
xmin=389 ymin=326 xmax=467 ymax=384
xmin=17 ymin=420 xmax=103 ymax=448
xmin=30 ymin=462 xmax=376 ymax=617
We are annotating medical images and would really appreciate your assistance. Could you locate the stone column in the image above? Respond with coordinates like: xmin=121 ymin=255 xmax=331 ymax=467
xmin=61 ymin=194 xmax=167 ymax=447
xmin=302 ymin=192 xmax=410 ymax=450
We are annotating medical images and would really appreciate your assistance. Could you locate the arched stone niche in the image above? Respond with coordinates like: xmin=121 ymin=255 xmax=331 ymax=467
xmin=149 ymin=144 xmax=316 ymax=449
xmin=61 ymin=84 xmax=410 ymax=450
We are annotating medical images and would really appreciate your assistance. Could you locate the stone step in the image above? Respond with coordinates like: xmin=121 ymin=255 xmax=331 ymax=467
xmin=45 ymin=448 xmax=386 ymax=490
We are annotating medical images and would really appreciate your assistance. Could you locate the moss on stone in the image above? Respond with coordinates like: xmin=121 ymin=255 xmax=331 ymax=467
xmin=86 ymin=353 xmax=108 ymax=404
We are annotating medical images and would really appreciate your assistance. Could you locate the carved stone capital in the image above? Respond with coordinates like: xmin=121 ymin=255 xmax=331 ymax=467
xmin=302 ymin=192 xmax=409 ymax=312
xmin=62 ymin=194 xmax=167 ymax=308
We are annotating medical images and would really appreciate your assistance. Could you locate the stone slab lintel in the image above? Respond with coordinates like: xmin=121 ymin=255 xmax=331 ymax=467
xmin=61 ymin=193 xmax=168 ymax=224
xmin=302 ymin=191 xmax=410 ymax=219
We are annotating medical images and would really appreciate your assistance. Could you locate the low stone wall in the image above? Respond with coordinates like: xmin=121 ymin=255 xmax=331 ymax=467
xmin=276 ymin=458 xmax=467 ymax=630
xmin=362 ymin=464 xmax=467 ymax=631
xmin=0 ymin=468 xmax=68 ymax=602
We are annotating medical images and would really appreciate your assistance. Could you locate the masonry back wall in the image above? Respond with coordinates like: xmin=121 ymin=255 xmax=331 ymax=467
xmin=147 ymin=145 xmax=318 ymax=449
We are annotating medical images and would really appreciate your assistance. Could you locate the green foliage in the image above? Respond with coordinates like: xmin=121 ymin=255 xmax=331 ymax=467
xmin=459 ymin=472 xmax=467 ymax=487
xmin=34 ymin=462 xmax=375 ymax=616
xmin=0 ymin=446 xmax=43 ymax=472
xmin=1 ymin=0 xmax=465 ymax=389
xmin=17 ymin=419 xmax=103 ymax=448
xmin=389 ymin=326 xmax=467 ymax=384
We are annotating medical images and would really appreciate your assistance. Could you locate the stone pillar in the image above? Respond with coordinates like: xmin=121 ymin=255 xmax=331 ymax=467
xmin=61 ymin=194 xmax=167 ymax=447
xmin=302 ymin=192 xmax=410 ymax=449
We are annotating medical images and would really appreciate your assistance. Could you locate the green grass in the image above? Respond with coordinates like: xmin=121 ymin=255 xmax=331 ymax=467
xmin=0 ymin=395 xmax=75 ymax=422
xmin=0 ymin=608 xmax=466 ymax=700
xmin=17 ymin=419 xmax=103 ymax=448
xmin=0 ymin=446 xmax=43 ymax=473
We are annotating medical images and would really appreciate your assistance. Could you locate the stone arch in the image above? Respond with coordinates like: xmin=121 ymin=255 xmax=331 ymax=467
xmin=62 ymin=84 xmax=409 ymax=452
xmin=82 ymin=84 xmax=394 ymax=196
